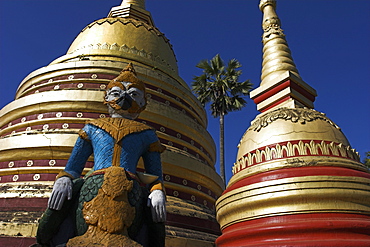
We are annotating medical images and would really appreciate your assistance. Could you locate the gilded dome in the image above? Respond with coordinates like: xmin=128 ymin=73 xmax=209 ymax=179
xmin=218 ymin=107 xmax=367 ymax=233
xmin=237 ymin=107 xmax=350 ymax=157
xmin=231 ymin=107 xmax=362 ymax=183
xmin=52 ymin=17 xmax=178 ymax=76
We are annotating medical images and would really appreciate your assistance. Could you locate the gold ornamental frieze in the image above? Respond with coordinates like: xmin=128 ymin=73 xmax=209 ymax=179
xmin=249 ymin=107 xmax=340 ymax=132
xmin=64 ymin=17 xmax=178 ymax=76
xmin=233 ymin=139 xmax=360 ymax=175
xmin=78 ymin=18 xmax=171 ymax=47
xmin=66 ymin=41 xmax=176 ymax=75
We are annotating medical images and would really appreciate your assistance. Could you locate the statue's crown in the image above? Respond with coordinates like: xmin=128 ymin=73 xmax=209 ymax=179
xmin=107 ymin=63 xmax=146 ymax=93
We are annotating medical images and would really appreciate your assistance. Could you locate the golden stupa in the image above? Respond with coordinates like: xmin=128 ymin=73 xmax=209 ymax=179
xmin=0 ymin=1 xmax=223 ymax=246
xmin=216 ymin=0 xmax=370 ymax=246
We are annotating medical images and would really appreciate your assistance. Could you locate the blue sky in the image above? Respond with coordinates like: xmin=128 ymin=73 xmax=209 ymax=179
xmin=1 ymin=0 xmax=369 ymax=183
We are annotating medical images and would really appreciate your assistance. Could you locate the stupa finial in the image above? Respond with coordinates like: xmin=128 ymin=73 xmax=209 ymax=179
xmin=259 ymin=0 xmax=301 ymax=85
xmin=250 ymin=0 xmax=317 ymax=112
xmin=120 ymin=0 xmax=145 ymax=10
xmin=108 ymin=0 xmax=153 ymax=25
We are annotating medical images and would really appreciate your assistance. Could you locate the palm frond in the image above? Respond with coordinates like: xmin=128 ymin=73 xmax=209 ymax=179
xmin=192 ymin=54 xmax=252 ymax=117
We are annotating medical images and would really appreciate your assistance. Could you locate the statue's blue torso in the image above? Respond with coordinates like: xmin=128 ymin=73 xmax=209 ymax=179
xmin=64 ymin=123 xmax=162 ymax=181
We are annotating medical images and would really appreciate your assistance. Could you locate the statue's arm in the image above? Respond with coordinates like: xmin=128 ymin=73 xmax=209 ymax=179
xmin=142 ymin=130 xmax=166 ymax=223
xmin=48 ymin=128 xmax=93 ymax=210
xmin=64 ymin=130 xmax=94 ymax=179
xmin=142 ymin=150 xmax=163 ymax=182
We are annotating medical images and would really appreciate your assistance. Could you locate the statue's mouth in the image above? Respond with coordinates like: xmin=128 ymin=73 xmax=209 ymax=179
xmin=116 ymin=94 xmax=132 ymax=110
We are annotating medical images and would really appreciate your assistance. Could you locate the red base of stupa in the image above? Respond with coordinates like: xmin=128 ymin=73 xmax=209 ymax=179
xmin=216 ymin=213 xmax=370 ymax=247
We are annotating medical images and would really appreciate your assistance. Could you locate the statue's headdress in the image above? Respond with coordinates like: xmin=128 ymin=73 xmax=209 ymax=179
xmin=106 ymin=63 xmax=146 ymax=93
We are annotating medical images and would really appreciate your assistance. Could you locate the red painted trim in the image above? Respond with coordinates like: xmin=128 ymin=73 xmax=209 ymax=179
xmin=1 ymin=123 xmax=86 ymax=136
xmin=0 ymin=197 xmax=48 ymax=211
xmin=290 ymin=81 xmax=316 ymax=102
xmin=24 ymin=82 xmax=105 ymax=96
xmin=30 ymin=73 xmax=115 ymax=88
xmin=260 ymin=96 xmax=291 ymax=112
xmin=2 ymin=112 xmax=107 ymax=128
xmin=163 ymin=174 xmax=217 ymax=199
xmin=145 ymin=84 xmax=193 ymax=110
xmin=167 ymin=212 xmax=221 ymax=235
xmin=252 ymin=80 xmax=289 ymax=104
xmin=0 ymin=173 xmax=58 ymax=183
xmin=216 ymin=213 xmax=370 ymax=247
xmin=253 ymin=80 xmax=315 ymax=104
xmin=165 ymin=188 xmax=215 ymax=211
xmin=0 ymin=160 xmax=94 ymax=169
xmin=0 ymin=236 xmax=36 ymax=247
xmin=224 ymin=166 xmax=370 ymax=194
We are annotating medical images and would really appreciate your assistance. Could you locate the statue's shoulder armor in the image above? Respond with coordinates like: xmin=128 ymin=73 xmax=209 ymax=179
xmin=86 ymin=118 xmax=154 ymax=142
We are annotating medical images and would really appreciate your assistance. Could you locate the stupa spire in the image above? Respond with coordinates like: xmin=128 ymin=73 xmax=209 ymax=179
xmin=108 ymin=0 xmax=154 ymax=25
xmin=120 ymin=0 xmax=145 ymax=9
xmin=259 ymin=0 xmax=300 ymax=84
xmin=250 ymin=0 xmax=317 ymax=112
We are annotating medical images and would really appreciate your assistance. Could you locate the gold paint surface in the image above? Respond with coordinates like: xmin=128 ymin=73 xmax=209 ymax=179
xmin=0 ymin=182 xmax=53 ymax=198
xmin=0 ymin=133 xmax=78 ymax=151
xmin=0 ymin=146 xmax=77 ymax=162
xmin=166 ymin=197 xmax=215 ymax=220
xmin=0 ymin=118 xmax=86 ymax=137
xmin=143 ymin=103 xmax=215 ymax=159
xmin=0 ymin=222 xmax=38 ymax=237
xmin=259 ymin=0 xmax=301 ymax=86
xmin=0 ymin=90 xmax=106 ymax=127
xmin=67 ymin=18 xmax=178 ymax=75
xmin=217 ymin=175 xmax=370 ymax=229
xmin=157 ymin=133 xmax=213 ymax=167
xmin=138 ymin=155 xmax=223 ymax=195
xmin=161 ymin=152 xmax=224 ymax=193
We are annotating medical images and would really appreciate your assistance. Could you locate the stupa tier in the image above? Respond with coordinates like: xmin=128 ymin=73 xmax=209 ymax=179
xmin=0 ymin=1 xmax=223 ymax=246
xmin=215 ymin=0 xmax=370 ymax=246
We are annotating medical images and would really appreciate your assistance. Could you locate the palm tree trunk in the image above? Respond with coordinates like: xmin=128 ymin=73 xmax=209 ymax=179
xmin=219 ymin=113 xmax=225 ymax=186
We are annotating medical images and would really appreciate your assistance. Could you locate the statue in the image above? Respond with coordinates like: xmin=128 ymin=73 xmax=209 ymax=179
xmin=35 ymin=63 xmax=166 ymax=247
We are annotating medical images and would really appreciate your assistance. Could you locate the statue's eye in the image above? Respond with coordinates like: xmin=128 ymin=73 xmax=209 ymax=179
xmin=109 ymin=89 xmax=121 ymax=97
xmin=128 ymin=88 xmax=142 ymax=98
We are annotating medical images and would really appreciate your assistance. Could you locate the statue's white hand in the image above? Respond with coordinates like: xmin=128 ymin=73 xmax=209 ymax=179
xmin=48 ymin=176 xmax=72 ymax=210
xmin=147 ymin=190 xmax=166 ymax=223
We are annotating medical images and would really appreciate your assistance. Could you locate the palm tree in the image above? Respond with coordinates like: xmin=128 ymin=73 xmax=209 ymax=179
xmin=192 ymin=54 xmax=252 ymax=185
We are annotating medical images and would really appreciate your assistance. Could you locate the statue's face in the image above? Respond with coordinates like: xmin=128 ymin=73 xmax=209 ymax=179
xmin=105 ymin=82 xmax=146 ymax=119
